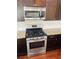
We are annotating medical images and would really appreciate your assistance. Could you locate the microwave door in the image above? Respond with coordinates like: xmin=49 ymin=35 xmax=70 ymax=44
xmin=25 ymin=11 xmax=40 ymax=18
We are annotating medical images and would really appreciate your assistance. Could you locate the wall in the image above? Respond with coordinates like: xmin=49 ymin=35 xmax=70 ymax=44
xmin=42 ymin=21 xmax=61 ymax=29
xmin=17 ymin=20 xmax=61 ymax=31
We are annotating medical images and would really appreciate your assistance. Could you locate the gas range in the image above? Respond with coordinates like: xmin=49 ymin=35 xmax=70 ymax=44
xmin=26 ymin=28 xmax=47 ymax=57
xmin=26 ymin=28 xmax=47 ymax=38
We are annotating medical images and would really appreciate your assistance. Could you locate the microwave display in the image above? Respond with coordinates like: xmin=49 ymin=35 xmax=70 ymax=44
xmin=29 ymin=41 xmax=44 ymax=49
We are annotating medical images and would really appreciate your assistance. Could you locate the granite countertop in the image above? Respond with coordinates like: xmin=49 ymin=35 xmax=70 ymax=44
xmin=17 ymin=31 xmax=25 ymax=39
xmin=17 ymin=28 xmax=61 ymax=39
xmin=44 ymin=28 xmax=61 ymax=35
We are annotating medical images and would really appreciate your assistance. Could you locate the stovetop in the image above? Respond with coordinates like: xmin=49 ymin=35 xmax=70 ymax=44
xmin=26 ymin=28 xmax=47 ymax=38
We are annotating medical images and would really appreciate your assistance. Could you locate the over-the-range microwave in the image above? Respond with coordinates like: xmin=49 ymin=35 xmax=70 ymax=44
xmin=24 ymin=7 xmax=46 ymax=20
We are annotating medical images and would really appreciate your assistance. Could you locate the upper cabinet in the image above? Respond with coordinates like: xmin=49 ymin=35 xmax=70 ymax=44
xmin=23 ymin=0 xmax=46 ymax=7
xmin=35 ymin=0 xmax=46 ymax=7
xmin=46 ymin=0 xmax=61 ymax=20
xmin=17 ymin=0 xmax=61 ymax=21
xmin=17 ymin=0 xmax=24 ymax=21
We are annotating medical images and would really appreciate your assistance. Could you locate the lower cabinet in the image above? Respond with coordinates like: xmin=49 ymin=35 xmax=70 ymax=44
xmin=17 ymin=34 xmax=61 ymax=56
xmin=56 ymin=34 xmax=61 ymax=49
xmin=17 ymin=38 xmax=27 ymax=56
xmin=47 ymin=34 xmax=61 ymax=51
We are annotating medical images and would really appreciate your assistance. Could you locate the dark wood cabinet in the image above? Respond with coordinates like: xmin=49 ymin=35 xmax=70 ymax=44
xmin=56 ymin=34 xmax=61 ymax=48
xmin=47 ymin=34 xmax=61 ymax=51
xmin=17 ymin=0 xmax=61 ymax=21
xmin=17 ymin=34 xmax=61 ymax=55
xmin=23 ymin=0 xmax=46 ymax=7
xmin=23 ymin=0 xmax=34 ymax=7
xmin=17 ymin=38 xmax=27 ymax=56
xmin=17 ymin=0 xmax=24 ymax=21
xmin=35 ymin=0 xmax=46 ymax=7
xmin=46 ymin=0 xmax=61 ymax=20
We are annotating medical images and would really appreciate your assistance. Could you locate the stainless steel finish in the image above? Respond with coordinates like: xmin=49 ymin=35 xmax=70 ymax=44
xmin=26 ymin=27 xmax=47 ymax=57
xmin=24 ymin=7 xmax=46 ymax=20
xmin=26 ymin=36 xmax=47 ymax=57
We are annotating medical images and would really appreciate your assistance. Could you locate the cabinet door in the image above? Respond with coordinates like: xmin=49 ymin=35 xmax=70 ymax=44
xmin=17 ymin=0 xmax=24 ymax=21
xmin=46 ymin=0 xmax=59 ymax=20
xmin=47 ymin=35 xmax=57 ymax=51
xmin=35 ymin=0 xmax=46 ymax=7
xmin=56 ymin=34 xmax=61 ymax=49
xmin=23 ymin=0 xmax=34 ymax=6
xmin=17 ymin=38 xmax=27 ymax=56
xmin=47 ymin=35 xmax=61 ymax=51
xmin=55 ymin=0 xmax=61 ymax=20
xmin=23 ymin=0 xmax=46 ymax=7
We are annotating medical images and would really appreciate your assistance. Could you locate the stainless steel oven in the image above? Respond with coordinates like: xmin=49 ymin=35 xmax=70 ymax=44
xmin=26 ymin=28 xmax=47 ymax=57
xmin=26 ymin=37 xmax=47 ymax=57
xmin=24 ymin=7 xmax=46 ymax=20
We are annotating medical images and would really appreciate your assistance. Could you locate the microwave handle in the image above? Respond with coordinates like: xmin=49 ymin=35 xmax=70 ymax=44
xmin=40 ymin=11 xmax=44 ymax=18
xmin=39 ymin=11 xmax=41 ymax=18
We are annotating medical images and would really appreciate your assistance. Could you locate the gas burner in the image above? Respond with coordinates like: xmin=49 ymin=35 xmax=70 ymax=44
xmin=26 ymin=28 xmax=47 ymax=38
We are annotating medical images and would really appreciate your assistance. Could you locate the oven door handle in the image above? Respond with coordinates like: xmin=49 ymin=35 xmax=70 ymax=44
xmin=27 ymin=39 xmax=46 ymax=42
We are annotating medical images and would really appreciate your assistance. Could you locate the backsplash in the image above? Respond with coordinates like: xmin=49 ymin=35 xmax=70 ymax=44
xmin=17 ymin=20 xmax=61 ymax=31
xmin=42 ymin=21 xmax=61 ymax=29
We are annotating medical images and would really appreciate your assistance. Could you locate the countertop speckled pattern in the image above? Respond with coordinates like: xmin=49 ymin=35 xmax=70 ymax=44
xmin=44 ymin=28 xmax=61 ymax=35
xmin=17 ymin=28 xmax=61 ymax=39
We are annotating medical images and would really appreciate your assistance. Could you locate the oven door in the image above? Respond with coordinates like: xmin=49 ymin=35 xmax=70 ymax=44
xmin=27 ymin=39 xmax=46 ymax=49
xmin=30 ymin=40 xmax=44 ymax=49
xmin=27 ymin=39 xmax=47 ymax=56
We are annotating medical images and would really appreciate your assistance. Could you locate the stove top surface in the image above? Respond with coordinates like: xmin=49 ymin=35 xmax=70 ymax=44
xmin=26 ymin=28 xmax=47 ymax=38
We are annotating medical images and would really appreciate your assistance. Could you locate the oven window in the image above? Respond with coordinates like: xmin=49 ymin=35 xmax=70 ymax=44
xmin=25 ymin=11 xmax=40 ymax=18
xmin=30 ymin=41 xmax=44 ymax=49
